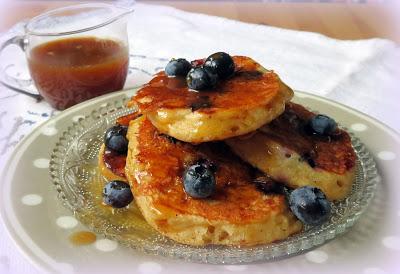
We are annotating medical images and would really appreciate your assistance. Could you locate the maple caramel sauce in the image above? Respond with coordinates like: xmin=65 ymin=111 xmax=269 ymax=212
xmin=78 ymin=170 xmax=159 ymax=240
xmin=116 ymin=112 xmax=142 ymax=126
xmin=134 ymin=118 xmax=286 ymax=224
xmin=260 ymin=103 xmax=356 ymax=174
xmin=102 ymin=112 xmax=142 ymax=178
xmin=103 ymin=148 xmax=127 ymax=178
xmin=28 ymin=36 xmax=129 ymax=110
xmin=69 ymin=231 xmax=97 ymax=246
xmin=132 ymin=56 xmax=280 ymax=113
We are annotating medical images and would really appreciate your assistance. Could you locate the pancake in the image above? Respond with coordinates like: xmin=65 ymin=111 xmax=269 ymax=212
xmin=226 ymin=103 xmax=357 ymax=201
xmin=128 ymin=56 xmax=293 ymax=143
xmin=125 ymin=116 xmax=302 ymax=246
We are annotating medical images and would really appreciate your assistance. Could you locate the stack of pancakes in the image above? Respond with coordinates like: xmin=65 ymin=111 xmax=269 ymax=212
xmin=98 ymin=56 xmax=356 ymax=246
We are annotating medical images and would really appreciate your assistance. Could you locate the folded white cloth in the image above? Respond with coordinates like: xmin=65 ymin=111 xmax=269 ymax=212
xmin=129 ymin=4 xmax=400 ymax=132
xmin=0 ymin=3 xmax=399 ymax=273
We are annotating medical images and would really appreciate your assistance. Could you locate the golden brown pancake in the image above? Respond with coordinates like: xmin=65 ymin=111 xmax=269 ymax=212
xmin=226 ymin=103 xmax=357 ymax=201
xmin=125 ymin=116 xmax=302 ymax=246
xmin=128 ymin=56 xmax=293 ymax=143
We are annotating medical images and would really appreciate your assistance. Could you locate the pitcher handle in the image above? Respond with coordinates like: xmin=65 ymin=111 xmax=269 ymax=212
xmin=0 ymin=30 xmax=42 ymax=101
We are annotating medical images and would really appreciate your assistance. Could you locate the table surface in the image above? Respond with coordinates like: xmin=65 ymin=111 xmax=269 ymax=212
xmin=0 ymin=0 xmax=399 ymax=43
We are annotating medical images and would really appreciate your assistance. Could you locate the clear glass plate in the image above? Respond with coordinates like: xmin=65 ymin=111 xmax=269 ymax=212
xmin=49 ymin=99 xmax=380 ymax=264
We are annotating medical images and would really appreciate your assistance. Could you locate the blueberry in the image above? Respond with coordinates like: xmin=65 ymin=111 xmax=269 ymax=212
xmin=165 ymin=58 xmax=192 ymax=77
xmin=103 ymin=180 xmax=133 ymax=208
xmin=104 ymin=125 xmax=128 ymax=154
xmin=289 ymin=186 xmax=331 ymax=226
xmin=186 ymin=67 xmax=218 ymax=90
xmin=204 ymin=52 xmax=235 ymax=79
xmin=183 ymin=162 xmax=216 ymax=198
xmin=308 ymin=114 xmax=337 ymax=136
xmin=196 ymin=158 xmax=218 ymax=173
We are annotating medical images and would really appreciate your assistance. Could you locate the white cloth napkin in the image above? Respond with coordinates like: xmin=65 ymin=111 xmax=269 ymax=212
xmin=0 ymin=3 xmax=399 ymax=273
xmin=128 ymin=4 xmax=400 ymax=132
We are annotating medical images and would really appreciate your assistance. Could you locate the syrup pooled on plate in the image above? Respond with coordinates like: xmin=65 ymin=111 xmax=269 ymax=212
xmin=76 ymin=167 xmax=163 ymax=242
xmin=69 ymin=231 xmax=97 ymax=246
xmin=28 ymin=37 xmax=129 ymax=110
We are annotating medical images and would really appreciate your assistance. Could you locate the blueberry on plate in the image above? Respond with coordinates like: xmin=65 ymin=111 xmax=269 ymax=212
xmin=165 ymin=58 xmax=192 ymax=77
xmin=204 ymin=52 xmax=235 ymax=79
xmin=103 ymin=180 xmax=133 ymax=208
xmin=104 ymin=125 xmax=128 ymax=154
xmin=186 ymin=67 xmax=218 ymax=90
xmin=288 ymin=186 xmax=331 ymax=226
xmin=308 ymin=114 xmax=337 ymax=136
xmin=183 ymin=161 xmax=216 ymax=198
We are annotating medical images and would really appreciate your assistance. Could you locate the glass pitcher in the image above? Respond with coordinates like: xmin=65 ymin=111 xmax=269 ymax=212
xmin=0 ymin=3 xmax=133 ymax=110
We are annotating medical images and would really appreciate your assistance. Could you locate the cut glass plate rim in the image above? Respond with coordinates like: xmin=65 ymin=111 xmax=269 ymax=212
xmin=48 ymin=91 xmax=381 ymax=264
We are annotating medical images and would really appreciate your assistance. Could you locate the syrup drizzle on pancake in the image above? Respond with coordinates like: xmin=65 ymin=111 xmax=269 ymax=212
xmin=131 ymin=56 xmax=280 ymax=114
xmin=258 ymin=103 xmax=356 ymax=174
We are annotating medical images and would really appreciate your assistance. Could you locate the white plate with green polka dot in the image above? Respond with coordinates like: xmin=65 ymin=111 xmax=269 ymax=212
xmin=1 ymin=90 xmax=399 ymax=274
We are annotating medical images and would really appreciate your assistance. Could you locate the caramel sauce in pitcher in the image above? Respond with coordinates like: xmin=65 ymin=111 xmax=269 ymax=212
xmin=28 ymin=37 xmax=129 ymax=110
